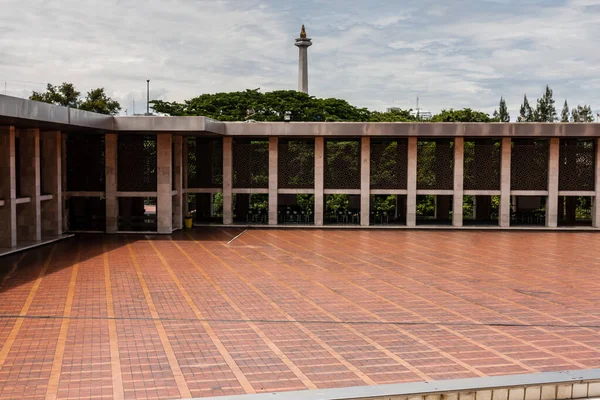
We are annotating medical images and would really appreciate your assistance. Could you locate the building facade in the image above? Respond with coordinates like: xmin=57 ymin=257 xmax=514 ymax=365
xmin=1 ymin=95 xmax=600 ymax=249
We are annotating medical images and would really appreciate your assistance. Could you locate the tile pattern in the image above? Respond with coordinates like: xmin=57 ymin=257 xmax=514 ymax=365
xmin=0 ymin=229 xmax=599 ymax=399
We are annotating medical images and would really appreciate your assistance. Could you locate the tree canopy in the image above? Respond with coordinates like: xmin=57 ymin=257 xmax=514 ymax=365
xmin=430 ymin=108 xmax=492 ymax=122
xmin=30 ymin=82 xmax=121 ymax=115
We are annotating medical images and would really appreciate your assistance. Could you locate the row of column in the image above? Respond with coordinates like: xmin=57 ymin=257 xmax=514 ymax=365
xmin=0 ymin=127 xmax=62 ymax=248
xmin=218 ymin=136 xmax=600 ymax=228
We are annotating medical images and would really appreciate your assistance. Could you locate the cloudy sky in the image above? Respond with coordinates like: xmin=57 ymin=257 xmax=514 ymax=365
xmin=1 ymin=0 xmax=599 ymax=118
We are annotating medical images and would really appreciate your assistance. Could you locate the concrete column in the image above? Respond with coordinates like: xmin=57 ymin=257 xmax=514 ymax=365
xmin=406 ymin=137 xmax=418 ymax=227
xmin=546 ymin=138 xmax=559 ymax=228
xmin=105 ymin=133 xmax=118 ymax=233
xmin=314 ymin=137 xmax=324 ymax=225
xmin=17 ymin=129 xmax=41 ymax=242
xmin=360 ymin=137 xmax=370 ymax=226
xmin=173 ymin=135 xmax=183 ymax=230
xmin=268 ymin=137 xmax=278 ymax=225
xmin=593 ymin=139 xmax=600 ymax=228
xmin=453 ymin=137 xmax=464 ymax=227
xmin=500 ymin=137 xmax=511 ymax=227
xmin=223 ymin=137 xmax=233 ymax=225
xmin=157 ymin=133 xmax=173 ymax=234
xmin=0 ymin=127 xmax=17 ymax=248
xmin=41 ymin=131 xmax=62 ymax=237
xmin=61 ymin=133 xmax=68 ymax=232
xmin=182 ymin=138 xmax=189 ymax=218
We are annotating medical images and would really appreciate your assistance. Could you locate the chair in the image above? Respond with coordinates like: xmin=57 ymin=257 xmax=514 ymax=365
xmin=246 ymin=210 xmax=254 ymax=223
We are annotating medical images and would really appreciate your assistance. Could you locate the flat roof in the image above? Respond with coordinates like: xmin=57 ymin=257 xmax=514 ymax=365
xmin=2 ymin=94 xmax=600 ymax=137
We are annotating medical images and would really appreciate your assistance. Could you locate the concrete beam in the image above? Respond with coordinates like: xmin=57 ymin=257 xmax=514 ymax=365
xmin=268 ymin=137 xmax=278 ymax=225
xmin=360 ymin=137 xmax=370 ymax=226
xmin=314 ymin=137 xmax=324 ymax=226
xmin=105 ymin=133 xmax=118 ymax=233
xmin=157 ymin=133 xmax=173 ymax=234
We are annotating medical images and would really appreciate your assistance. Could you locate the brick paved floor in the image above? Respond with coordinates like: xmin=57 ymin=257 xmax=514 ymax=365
xmin=0 ymin=229 xmax=599 ymax=399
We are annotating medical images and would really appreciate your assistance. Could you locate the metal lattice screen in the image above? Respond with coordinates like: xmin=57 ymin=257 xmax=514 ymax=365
xmin=370 ymin=139 xmax=408 ymax=190
xmin=511 ymin=140 xmax=548 ymax=191
xmin=559 ymin=140 xmax=595 ymax=191
xmin=233 ymin=139 xmax=268 ymax=188
xmin=117 ymin=135 xmax=157 ymax=192
xmin=417 ymin=140 xmax=454 ymax=190
xmin=464 ymin=140 xmax=501 ymax=191
xmin=188 ymin=137 xmax=223 ymax=188
xmin=66 ymin=134 xmax=105 ymax=191
xmin=279 ymin=139 xmax=314 ymax=189
xmin=325 ymin=139 xmax=361 ymax=189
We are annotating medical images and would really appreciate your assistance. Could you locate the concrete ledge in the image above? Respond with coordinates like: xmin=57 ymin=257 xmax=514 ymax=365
xmin=198 ymin=369 xmax=600 ymax=400
xmin=324 ymin=189 xmax=361 ymax=195
xmin=0 ymin=234 xmax=74 ymax=257
xmin=0 ymin=199 xmax=4 ymax=207
xmin=185 ymin=188 xmax=223 ymax=194
xmin=14 ymin=197 xmax=31 ymax=204
xmin=40 ymin=194 xmax=53 ymax=201
xmin=193 ymin=223 xmax=600 ymax=231
xmin=232 ymin=188 xmax=269 ymax=194
xmin=64 ymin=191 xmax=106 ymax=197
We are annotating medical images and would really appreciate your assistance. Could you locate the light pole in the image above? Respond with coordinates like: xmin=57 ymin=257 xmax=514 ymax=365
xmin=146 ymin=79 xmax=150 ymax=116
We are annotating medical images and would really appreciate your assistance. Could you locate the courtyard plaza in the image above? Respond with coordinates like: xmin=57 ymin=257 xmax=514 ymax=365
xmin=0 ymin=229 xmax=599 ymax=399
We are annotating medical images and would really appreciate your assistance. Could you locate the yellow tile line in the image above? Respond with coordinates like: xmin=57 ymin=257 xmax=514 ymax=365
xmin=0 ymin=245 xmax=56 ymax=370
xmin=167 ymin=239 xmax=317 ymax=390
xmin=185 ymin=231 xmax=376 ymax=386
xmin=234 ymin=231 xmax=492 ymax=376
xmin=46 ymin=245 xmax=80 ymax=400
xmin=103 ymin=241 xmax=124 ymax=400
xmin=255 ymin=230 xmax=533 ymax=374
xmin=204 ymin=234 xmax=432 ymax=381
xmin=126 ymin=242 xmax=192 ymax=399
xmin=321 ymin=230 xmax=595 ymax=365
xmin=146 ymin=240 xmax=256 ymax=394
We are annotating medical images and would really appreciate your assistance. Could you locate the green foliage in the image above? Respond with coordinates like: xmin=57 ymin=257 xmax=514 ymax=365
xmin=533 ymin=85 xmax=557 ymax=122
xmin=326 ymin=194 xmax=349 ymax=213
xmin=416 ymin=195 xmax=435 ymax=216
xmin=79 ymin=88 xmax=121 ymax=115
xmin=372 ymin=195 xmax=396 ymax=212
xmin=560 ymin=100 xmax=570 ymax=122
xmin=369 ymin=109 xmax=416 ymax=122
xmin=296 ymin=194 xmax=314 ymax=212
xmin=492 ymin=97 xmax=510 ymax=122
xmin=430 ymin=108 xmax=492 ymax=122
xmin=518 ymin=94 xmax=534 ymax=122
xmin=571 ymin=105 xmax=595 ymax=122
xmin=30 ymin=82 xmax=120 ymax=115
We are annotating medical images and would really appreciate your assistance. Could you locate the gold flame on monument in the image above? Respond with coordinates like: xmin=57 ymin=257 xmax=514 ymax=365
xmin=300 ymin=24 xmax=307 ymax=39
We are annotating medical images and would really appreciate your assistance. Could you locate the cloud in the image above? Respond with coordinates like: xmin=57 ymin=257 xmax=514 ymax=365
xmin=0 ymin=0 xmax=598 ymax=118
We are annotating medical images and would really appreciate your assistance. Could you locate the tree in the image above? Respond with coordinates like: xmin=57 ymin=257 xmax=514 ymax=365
xmin=493 ymin=97 xmax=510 ymax=122
xmin=79 ymin=88 xmax=121 ymax=115
xmin=30 ymin=82 xmax=120 ymax=115
xmin=30 ymin=82 xmax=81 ymax=108
xmin=560 ymin=100 xmax=569 ymax=122
xmin=430 ymin=108 xmax=492 ymax=122
xmin=369 ymin=108 xmax=416 ymax=122
xmin=517 ymin=94 xmax=533 ymax=122
xmin=571 ymin=105 xmax=594 ymax=122
xmin=533 ymin=85 xmax=556 ymax=122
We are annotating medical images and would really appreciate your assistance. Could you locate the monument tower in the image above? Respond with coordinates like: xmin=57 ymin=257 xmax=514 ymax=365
xmin=294 ymin=25 xmax=312 ymax=94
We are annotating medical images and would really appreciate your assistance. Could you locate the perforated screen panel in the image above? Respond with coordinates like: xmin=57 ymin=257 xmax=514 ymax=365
xmin=279 ymin=139 xmax=315 ymax=189
xmin=511 ymin=140 xmax=548 ymax=191
xmin=464 ymin=140 xmax=501 ymax=191
xmin=66 ymin=134 xmax=105 ymax=192
xmin=370 ymin=139 xmax=408 ymax=190
xmin=325 ymin=140 xmax=360 ymax=189
xmin=117 ymin=135 xmax=157 ymax=192
xmin=233 ymin=139 xmax=268 ymax=188
xmin=188 ymin=137 xmax=223 ymax=188
xmin=417 ymin=140 xmax=454 ymax=190
xmin=559 ymin=140 xmax=595 ymax=191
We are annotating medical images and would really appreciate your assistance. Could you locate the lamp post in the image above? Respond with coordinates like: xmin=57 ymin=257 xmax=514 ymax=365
xmin=146 ymin=79 xmax=150 ymax=116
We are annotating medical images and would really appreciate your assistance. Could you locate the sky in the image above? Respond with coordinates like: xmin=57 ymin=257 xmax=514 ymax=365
xmin=1 ymin=0 xmax=599 ymax=118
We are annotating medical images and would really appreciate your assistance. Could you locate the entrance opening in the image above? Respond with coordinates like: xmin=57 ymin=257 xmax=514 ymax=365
xmin=462 ymin=195 xmax=500 ymax=226
xmin=511 ymin=196 xmax=546 ymax=226
xmin=278 ymin=194 xmax=314 ymax=224
xmin=370 ymin=195 xmax=406 ymax=225
xmin=558 ymin=196 xmax=593 ymax=227
xmin=233 ymin=194 xmax=268 ymax=224
xmin=67 ymin=197 xmax=106 ymax=232
xmin=324 ymin=194 xmax=360 ymax=225
xmin=417 ymin=195 xmax=453 ymax=225
xmin=188 ymin=193 xmax=223 ymax=224
xmin=118 ymin=197 xmax=157 ymax=232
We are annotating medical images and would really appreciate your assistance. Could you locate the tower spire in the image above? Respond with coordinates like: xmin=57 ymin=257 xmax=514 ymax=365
xmin=295 ymin=25 xmax=312 ymax=94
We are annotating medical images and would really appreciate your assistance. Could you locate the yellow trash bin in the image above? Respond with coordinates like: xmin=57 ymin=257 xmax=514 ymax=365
xmin=184 ymin=217 xmax=193 ymax=229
